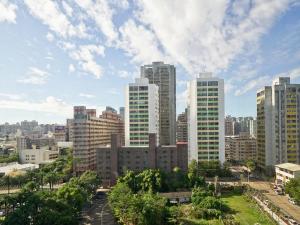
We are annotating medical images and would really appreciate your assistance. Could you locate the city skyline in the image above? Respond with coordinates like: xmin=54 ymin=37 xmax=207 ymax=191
xmin=1 ymin=1 xmax=300 ymax=124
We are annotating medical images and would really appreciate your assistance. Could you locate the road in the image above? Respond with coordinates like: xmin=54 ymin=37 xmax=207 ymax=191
xmin=249 ymin=181 xmax=300 ymax=223
xmin=80 ymin=192 xmax=117 ymax=225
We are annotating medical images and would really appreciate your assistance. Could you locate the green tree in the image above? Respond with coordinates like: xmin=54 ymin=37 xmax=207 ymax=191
xmin=137 ymin=169 xmax=162 ymax=193
xmin=245 ymin=160 xmax=256 ymax=182
xmin=285 ymin=178 xmax=300 ymax=204
xmin=191 ymin=187 xmax=212 ymax=206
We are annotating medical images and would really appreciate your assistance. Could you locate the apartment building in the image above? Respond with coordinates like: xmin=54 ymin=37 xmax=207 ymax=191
xmin=141 ymin=62 xmax=176 ymax=145
xmin=257 ymin=77 xmax=300 ymax=171
xmin=225 ymin=132 xmax=256 ymax=162
xmin=177 ymin=108 xmax=188 ymax=142
xmin=96 ymin=133 xmax=188 ymax=187
xmin=188 ymin=73 xmax=225 ymax=164
xmin=72 ymin=106 xmax=124 ymax=174
xmin=125 ymin=78 xmax=159 ymax=147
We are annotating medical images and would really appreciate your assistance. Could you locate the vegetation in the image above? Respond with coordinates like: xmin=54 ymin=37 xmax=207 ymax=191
xmin=285 ymin=177 xmax=300 ymax=204
xmin=0 ymin=148 xmax=101 ymax=225
xmin=0 ymin=153 xmax=18 ymax=164
xmin=221 ymin=194 xmax=275 ymax=225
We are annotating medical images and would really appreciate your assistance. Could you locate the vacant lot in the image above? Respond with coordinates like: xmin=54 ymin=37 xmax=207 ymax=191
xmin=222 ymin=194 xmax=276 ymax=225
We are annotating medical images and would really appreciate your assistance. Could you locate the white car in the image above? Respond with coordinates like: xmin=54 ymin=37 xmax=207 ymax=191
xmin=288 ymin=219 xmax=298 ymax=225
xmin=288 ymin=198 xmax=296 ymax=205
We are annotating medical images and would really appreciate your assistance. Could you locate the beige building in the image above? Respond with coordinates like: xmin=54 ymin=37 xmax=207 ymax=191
xmin=275 ymin=163 xmax=300 ymax=184
xmin=257 ymin=77 xmax=300 ymax=171
xmin=225 ymin=132 xmax=256 ymax=162
xmin=73 ymin=106 xmax=124 ymax=174
xmin=176 ymin=109 xmax=188 ymax=142
xmin=19 ymin=146 xmax=58 ymax=165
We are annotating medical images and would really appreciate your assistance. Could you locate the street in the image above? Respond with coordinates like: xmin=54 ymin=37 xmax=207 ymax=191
xmin=249 ymin=181 xmax=300 ymax=223
xmin=80 ymin=192 xmax=118 ymax=225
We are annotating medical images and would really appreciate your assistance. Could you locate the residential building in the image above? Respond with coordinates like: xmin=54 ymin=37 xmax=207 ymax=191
xmin=257 ymin=86 xmax=273 ymax=170
xmin=53 ymin=125 xmax=66 ymax=142
xmin=96 ymin=133 xmax=188 ymax=187
xmin=119 ymin=107 xmax=125 ymax=120
xmin=249 ymin=118 xmax=257 ymax=137
xmin=225 ymin=116 xmax=235 ymax=136
xmin=0 ymin=162 xmax=38 ymax=176
xmin=65 ymin=119 xmax=74 ymax=142
xmin=188 ymin=73 xmax=225 ymax=164
xmin=72 ymin=106 xmax=124 ymax=174
xmin=225 ymin=132 xmax=256 ymax=162
xmin=125 ymin=78 xmax=159 ymax=147
xmin=257 ymin=77 xmax=300 ymax=170
xmin=141 ymin=62 xmax=176 ymax=145
xmin=275 ymin=163 xmax=300 ymax=185
xmin=19 ymin=146 xmax=58 ymax=165
xmin=177 ymin=108 xmax=188 ymax=142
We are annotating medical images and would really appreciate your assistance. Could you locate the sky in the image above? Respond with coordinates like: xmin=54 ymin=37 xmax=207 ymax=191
xmin=0 ymin=0 xmax=300 ymax=124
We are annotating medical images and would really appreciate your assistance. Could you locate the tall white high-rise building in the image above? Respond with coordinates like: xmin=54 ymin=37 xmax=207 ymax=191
xmin=125 ymin=78 xmax=159 ymax=146
xmin=257 ymin=77 xmax=300 ymax=171
xmin=141 ymin=62 xmax=176 ymax=145
xmin=188 ymin=73 xmax=225 ymax=164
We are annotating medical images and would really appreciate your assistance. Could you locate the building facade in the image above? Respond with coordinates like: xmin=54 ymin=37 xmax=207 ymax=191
xmin=177 ymin=109 xmax=188 ymax=142
xmin=188 ymin=73 xmax=225 ymax=164
xmin=257 ymin=77 xmax=300 ymax=170
xmin=72 ymin=106 xmax=124 ymax=174
xmin=225 ymin=116 xmax=235 ymax=136
xmin=96 ymin=134 xmax=188 ymax=187
xmin=141 ymin=62 xmax=176 ymax=145
xmin=275 ymin=163 xmax=300 ymax=185
xmin=125 ymin=78 xmax=159 ymax=147
xmin=225 ymin=132 xmax=256 ymax=162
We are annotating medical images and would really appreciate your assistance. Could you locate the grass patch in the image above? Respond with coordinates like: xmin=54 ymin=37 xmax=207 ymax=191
xmin=221 ymin=194 xmax=276 ymax=225
xmin=181 ymin=218 xmax=223 ymax=225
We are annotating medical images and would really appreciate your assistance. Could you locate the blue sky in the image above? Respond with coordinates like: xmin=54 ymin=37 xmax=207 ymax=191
xmin=0 ymin=0 xmax=300 ymax=124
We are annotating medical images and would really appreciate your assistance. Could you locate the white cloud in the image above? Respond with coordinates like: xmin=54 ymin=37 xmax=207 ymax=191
xmin=235 ymin=76 xmax=270 ymax=96
xmin=69 ymin=45 xmax=105 ymax=78
xmin=75 ymin=0 xmax=118 ymax=44
xmin=62 ymin=1 xmax=73 ymax=17
xmin=0 ymin=93 xmax=23 ymax=100
xmin=69 ymin=64 xmax=75 ymax=73
xmin=118 ymin=0 xmax=293 ymax=75
xmin=118 ymin=70 xmax=130 ymax=78
xmin=118 ymin=19 xmax=166 ymax=64
xmin=79 ymin=93 xmax=95 ymax=98
xmin=0 ymin=96 xmax=73 ymax=117
xmin=18 ymin=67 xmax=49 ymax=85
xmin=24 ymin=0 xmax=88 ymax=38
xmin=46 ymin=32 xmax=54 ymax=42
xmin=0 ymin=0 xmax=17 ymax=23
xmin=108 ymin=88 xmax=119 ymax=95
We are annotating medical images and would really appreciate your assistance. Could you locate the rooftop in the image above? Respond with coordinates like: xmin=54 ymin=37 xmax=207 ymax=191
xmin=275 ymin=163 xmax=300 ymax=172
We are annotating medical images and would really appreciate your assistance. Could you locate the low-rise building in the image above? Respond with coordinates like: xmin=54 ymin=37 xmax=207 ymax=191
xmin=225 ymin=132 xmax=256 ymax=162
xmin=19 ymin=146 xmax=59 ymax=165
xmin=96 ymin=133 xmax=188 ymax=187
xmin=275 ymin=163 xmax=300 ymax=185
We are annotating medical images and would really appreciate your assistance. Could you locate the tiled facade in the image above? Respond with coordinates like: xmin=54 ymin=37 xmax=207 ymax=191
xmin=96 ymin=134 xmax=188 ymax=187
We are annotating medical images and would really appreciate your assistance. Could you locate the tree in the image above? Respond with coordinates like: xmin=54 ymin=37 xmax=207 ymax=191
xmin=137 ymin=169 xmax=162 ymax=193
xmin=285 ymin=178 xmax=300 ymax=204
xmin=117 ymin=170 xmax=139 ymax=193
xmin=245 ymin=160 xmax=256 ymax=182
xmin=191 ymin=187 xmax=212 ymax=206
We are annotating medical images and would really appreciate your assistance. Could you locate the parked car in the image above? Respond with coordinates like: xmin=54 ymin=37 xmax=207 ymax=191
xmin=288 ymin=197 xmax=296 ymax=205
xmin=288 ymin=219 xmax=298 ymax=225
xmin=275 ymin=189 xmax=284 ymax=195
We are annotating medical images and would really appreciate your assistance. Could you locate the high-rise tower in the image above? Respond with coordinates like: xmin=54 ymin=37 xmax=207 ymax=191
xmin=125 ymin=78 xmax=159 ymax=146
xmin=257 ymin=77 xmax=300 ymax=171
xmin=141 ymin=62 xmax=176 ymax=145
xmin=188 ymin=73 xmax=225 ymax=164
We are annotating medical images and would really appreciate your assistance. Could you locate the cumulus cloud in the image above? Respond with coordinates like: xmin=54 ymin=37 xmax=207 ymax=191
xmin=69 ymin=45 xmax=105 ymax=78
xmin=69 ymin=64 xmax=75 ymax=73
xmin=79 ymin=93 xmax=95 ymax=98
xmin=75 ymin=0 xmax=118 ymax=44
xmin=117 ymin=0 xmax=292 ymax=75
xmin=0 ymin=0 xmax=17 ymax=23
xmin=24 ymin=0 xmax=87 ymax=38
xmin=46 ymin=32 xmax=54 ymax=42
xmin=0 ymin=93 xmax=23 ymax=100
xmin=18 ymin=67 xmax=50 ymax=85
xmin=62 ymin=1 xmax=73 ymax=17
xmin=0 ymin=96 xmax=73 ymax=117
xmin=118 ymin=19 xmax=167 ymax=64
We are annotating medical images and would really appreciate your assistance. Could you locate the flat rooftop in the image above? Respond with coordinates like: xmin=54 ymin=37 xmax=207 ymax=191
xmin=275 ymin=163 xmax=300 ymax=172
